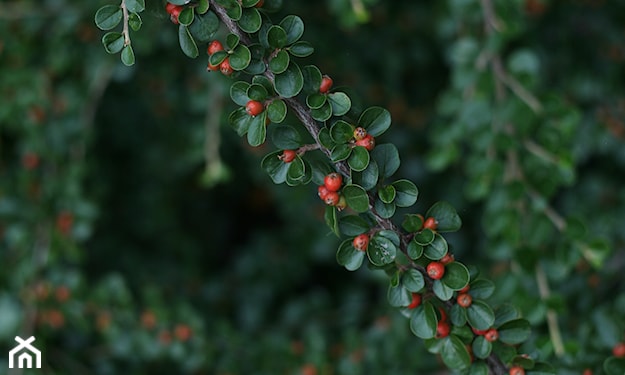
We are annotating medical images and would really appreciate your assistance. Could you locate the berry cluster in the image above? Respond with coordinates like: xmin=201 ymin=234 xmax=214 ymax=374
xmin=206 ymin=40 xmax=233 ymax=76
xmin=317 ymin=173 xmax=346 ymax=209
xmin=352 ymin=126 xmax=375 ymax=151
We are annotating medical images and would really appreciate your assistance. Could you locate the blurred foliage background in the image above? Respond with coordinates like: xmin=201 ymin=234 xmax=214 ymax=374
xmin=1 ymin=0 xmax=625 ymax=374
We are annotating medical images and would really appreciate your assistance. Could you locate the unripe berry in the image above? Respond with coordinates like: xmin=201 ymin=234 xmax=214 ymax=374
xmin=613 ymin=342 xmax=625 ymax=357
xmin=353 ymin=127 xmax=367 ymax=141
xmin=324 ymin=172 xmax=342 ymax=192
xmin=407 ymin=293 xmax=422 ymax=309
xmin=509 ymin=366 xmax=525 ymax=375
xmin=279 ymin=149 xmax=297 ymax=163
xmin=318 ymin=185 xmax=330 ymax=200
xmin=207 ymin=40 xmax=224 ymax=55
xmin=457 ymin=293 xmax=472 ymax=308
xmin=324 ymin=191 xmax=340 ymax=206
xmin=336 ymin=195 xmax=347 ymax=211
xmin=423 ymin=217 xmax=438 ymax=231
xmin=436 ymin=320 xmax=450 ymax=338
xmin=426 ymin=261 xmax=445 ymax=280
xmin=484 ymin=328 xmax=499 ymax=342
xmin=352 ymin=234 xmax=369 ymax=252
xmin=319 ymin=75 xmax=333 ymax=94
xmin=220 ymin=57 xmax=233 ymax=76
xmin=245 ymin=100 xmax=264 ymax=117
xmin=355 ymin=134 xmax=375 ymax=151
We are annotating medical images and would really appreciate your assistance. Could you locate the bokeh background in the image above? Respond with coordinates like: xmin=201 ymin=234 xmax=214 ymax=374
xmin=1 ymin=0 xmax=625 ymax=373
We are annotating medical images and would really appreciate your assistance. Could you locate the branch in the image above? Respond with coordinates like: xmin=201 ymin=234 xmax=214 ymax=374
xmin=120 ymin=0 xmax=131 ymax=46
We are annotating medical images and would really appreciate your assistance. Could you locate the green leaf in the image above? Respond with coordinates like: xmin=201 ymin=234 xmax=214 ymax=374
xmin=241 ymin=0 xmax=261 ymax=6
xmin=352 ymin=160 xmax=379 ymax=191
xmin=336 ymin=239 xmax=365 ymax=271
xmin=441 ymin=335 xmax=472 ymax=370
xmin=343 ymin=184 xmax=369 ymax=213
xmin=261 ymin=150 xmax=289 ymax=184
xmin=367 ymin=235 xmax=396 ymax=266
xmin=403 ymin=214 xmax=424 ymax=233
xmin=269 ymin=50 xmax=290 ymax=74
xmin=388 ymin=283 xmax=411 ymax=307
xmin=378 ymin=230 xmax=400 ymax=246
xmin=603 ymin=358 xmax=625 ymax=375
xmin=330 ymin=120 xmax=354 ymax=143
xmin=424 ymin=234 xmax=448 ymax=260
xmin=246 ymin=113 xmax=267 ymax=146
xmin=125 ymin=0 xmax=145 ymax=12
xmin=274 ymin=62 xmax=304 ymax=98
xmin=469 ymin=362 xmax=489 ymax=375
xmin=414 ymin=228 xmax=435 ymax=246
xmin=467 ymin=300 xmax=495 ymax=331
xmin=267 ymin=100 xmax=287 ymax=123
xmin=178 ymin=7 xmax=195 ymax=26
xmin=433 ymin=279 xmax=454 ymax=301
xmin=311 ymin=102 xmax=332 ymax=121
xmin=189 ymin=11 xmax=220 ymax=42
xmin=238 ymin=8 xmax=262 ymax=33
xmin=374 ymin=199 xmax=396 ymax=219
xmin=378 ymin=185 xmax=396 ymax=204
xmin=306 ymin=93 xmax=326 ymax=109
xmin=410 ymin=301 xmax=437 ymax=339
xmin=120 ymin=45 xmax=135 ymax=66
xmin=371 ymin=144 xmax=400 ymax=178
xmin=209 ymin=50 xmax=228 ymax=66
xmin=95 ymin=5 xmax=122 ymax=31
xmin=327 ymin=92 xmax=351 ymax=116
xmin=247 ymin=83 xmax=268 ymax=101
xmin=128 ymin=12 xmax=142 ymax=31
xmin=498 ymin=319 xmax=531 ymax=345
xmin=230 ymin=45 xmax=251 ymax=70
xmin=325 ymin=206 xmax=339 ymax=237
xmin=286 ymin=156 xmax=305 ymax=185
xmin=224 ymin=1 xmax=242 ymax=20
xmin=527 ymin=362 xmax=556 ymax=375
xmin=196 ymin=0 xmax=210 ymax=14
xmin=338 ymin=215 xmax=370 ymax=236
xmin=230 ymin=81 xmax=251 ymax=106
xmin=330 ymin=144 xmax=352 ymax=162
xmin=229 ymin=107 xmax=252 ymax=136
xmin=407 ymin=240 xmax=423 ymax=259
xmin=402 ymin=269 xmax=425 ymax=292
xmin=469 ymin=279 xmax=495 ymax=300
xmin=358 ymin=106 xmax=392 ymax=137
xmin=279 ymin=15 xmax=304 ymax=45
xmin=289 ymin=41 xmax=314 ymax=57
xmin=101 ymin=32 xmax=125 ymax=54
xmin=348 ymin=146 xmax=370 ymax=172
xmin=450 ymin=304 xmax=467 ymax=326
xmin=318 ymin=127 xmax=334 ymax=149
xmin=442 ymin=262 xmax=470 ymax=290
xmin=472 ymin=335 xmax=492 ymax=359
xmin=392 ymin=180 xmax=418 ymax=207
xmin=425 ymin=201 xmax=462 ymax=233
xmin=267 ymin=25 xmax=288 ymax=49
xmin=178 ymin=25 xmax=199 ymax=58
xmin=302 ymin=65 xmax=322 ymax=94
xmin=494 ymin=304 xmax=521 ymax=327
xmin=226 ymin=33 xmax=240 ymax=50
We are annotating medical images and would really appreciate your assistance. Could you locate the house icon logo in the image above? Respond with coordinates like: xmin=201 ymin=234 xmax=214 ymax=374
xmin=8 ymin=336 xmax=42 ymax=369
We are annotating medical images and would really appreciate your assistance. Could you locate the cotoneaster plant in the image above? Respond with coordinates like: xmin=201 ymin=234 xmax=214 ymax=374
xmin=94 ymin=0 xmax=559 ymax=373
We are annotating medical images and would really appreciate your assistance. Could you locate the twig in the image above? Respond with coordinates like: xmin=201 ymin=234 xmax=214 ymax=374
xmin=120 ymin=0 xmax=131 ymax=46
xmin=535 ymin=264 xmax=566 ymax=357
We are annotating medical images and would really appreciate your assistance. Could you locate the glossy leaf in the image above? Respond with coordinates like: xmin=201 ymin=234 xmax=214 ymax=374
xmin=247 ymin=83 xmax=268 ymax=101
xmin=330 ymin=120 xmax=353 ymax=144
xmin=267 ymin=25 xmax=288 ymax=49
xmin=128 ymin=12 xmax=142 ymax=31
xmin=407 ymin=240 xmax=423 ymax=260
xmin=343 ymin=184 xmax=369 ymax=213
xmin=472 ymin=335 xmax=492 ymax=359
xmin=102 ymin=32 xmax=124 ymax=54
xmin=358 ymin=106 xmax=392 ymax=136
xmin=425 ymin=201 xmax=462 ymax=233
xmin=271 ymin=125 xmax=301 ymax=149
xmin=330 ymin=144 xmax=352 ymax=162
xmin=267 ymin=100 xmax=287 ymax=123
xmin=178 ymin=7 xmax=194 ymax=26
xmin=348 ymin=146 xmax=370 ymax=172
xmin=246 ymin=113 xmax=267 ymax=146
xmin=414 ymin=228 xmax=435 ymax=246
xmin=467 ymin=300 xmax=495 ymax=331
xmin=352 ymin=160 xmax=379 ymax=191
xmin=498 ymin=319 xmax=531 ymax=345
xmin=469 ymin=279 xmax=495 ymax=300
xmin=367 ymin=235 xmax=396 ymax=266
xmin=374 ymin=199 xmax=396 ymax=219
xmin=392 ymin=179 xmax=418 ymax=207
xmin=302 ymin=65 xmax=323 ymax=94
xmin=325 ymin=205 xmax=339 ymax=237
xmin=261 ymin=151 xmax=289 ymax=184
xmin=178 ymin=25 xmax=199 ymax=58
xmin=327 ymin=92 xmax=351 ymax=116
xmin=433 ymin=279 xmax=454 ymax=301
xmin=269 ymin=50 xmax=290 ymax=74
xmin=189 ymin=10 xmax=220 ymax=42
xmin=403 ymin=214 xmax=424 ymax=233
xmin=424 ymin=234 xmax=448 ymax=260
xmin=120 ymin=45 xmax=135 ymax=66
xmin=410 ymin=301 xmax=437 ymax=339
xmin=402 ymin=269 xmax=425 ymax=292
xmin=274 ymin=62 xmax=304 ymax=98
xmin=388 ymin=283 xmax=411 ymax=307
xmin=338 ymin=215 xmax=370 ymax=236
xmin=279 ymin=15 xmax=304 ymax=45
xmin=441 ymin=262 xmax=470 ymax=290
xmin=289 ymin=41 xmax=314 ymax=57
xmin=95 ymin=5 xmax=122 ymax=31
xmin=336 ymin=239 xmax=365 ymax=271
xmin=441 ymin=335 xmax=472 ymax=370
xmin=229 ymin=45 xmax=251 ymax=70
xmin=310 ymin=102 xmax=332 ymax=121
xmin=238 ymin=8 xmax=262 ymax=33
xmin=125 ymin=0 xmax=145 ymax=12
xmin=371 ymin=144 xmax=400 ymax=178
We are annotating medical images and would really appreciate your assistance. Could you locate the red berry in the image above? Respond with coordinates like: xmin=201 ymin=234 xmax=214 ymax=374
xmin=583 ymin=369 xmax=593 ymax=375
xmin=440 ymin=252 xmax=455 ymax=265
xmin=22 ymin=152 xmax=40 ymax=170
xmin=423 ymin=217 xmax=438 ymax=231
xmin=438 ymin=307 xmax=448 ymax=322
xmin=207 ymin=40 xmax=224 ymax=55
xmin=457 ymin=293 xmax=472 ymax=308
xmin=352 ymin=234 xmax=369 ymax=252
xmin=318 ymin=185 xmax=330 ymax=200
xmin=426 ymin=262 xmax=445 ymax=280
xmin=459 ymin=284 xmax=470 ymax=293
xmin=324 ymin=173 xmax=343 ymax=192
xmin=319 ymin=75 xmax=333 ymax=94
xmin=279 ymin=150 xmax=297 ymax=163
xmin=324 ymin=191 xmax=340 ymax=206
xmin=353 ymin=127 xmax=367 ymax=141
xmin=407 ymin=293 xmax=422 ymax=309
xmin=245 ymin=100 xmax=264 ymax=117
xmin=165 ymin=2 xmax=179 ymax=14
xmin=220 ymin=57 xmax=233 ymax=76
xmin=436 ymin=320 xmax=450 ymax=338
xmin=471 ymin=327 xmax=488 ymax=335
xmin=484 ymin=328 xmax=499 ymax=342
xmin=355 ymin=134 xmax=375 ymax=151
xmin=169 ymin=6 xmax=182 ymax=24
xmin=254 ymin=0 xmax=264 ymax=7
xmin=509 ymin=366 xmax=525 ymax=375
xmin=613 ymin=342 xmax=625 ymax=357
xmin=207 ymin=60 xmax=220 ymax=71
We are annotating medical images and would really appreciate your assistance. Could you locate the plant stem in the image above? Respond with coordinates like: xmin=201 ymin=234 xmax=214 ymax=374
xmin=120 ymin=0 xmax=131 ymax=46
